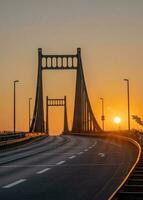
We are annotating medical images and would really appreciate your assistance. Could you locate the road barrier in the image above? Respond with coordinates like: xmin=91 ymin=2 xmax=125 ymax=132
xmin=0 ymin=132 xmax=46 ymax=149
xmin=0 ymin=132 xmax=25 ymax=142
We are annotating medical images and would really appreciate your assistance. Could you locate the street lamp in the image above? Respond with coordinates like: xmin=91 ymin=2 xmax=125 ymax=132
xmin=124 ymin=79 xmax=130 ymax=132
xmin=29 ymin=98 xmax=32 ymax=132
xmin=100 ymin=97 xmax=105 ymax=131
xmin=14 ymin=80 xmax=19 ymax=134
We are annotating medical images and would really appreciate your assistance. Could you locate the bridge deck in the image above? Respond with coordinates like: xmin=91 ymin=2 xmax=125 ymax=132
xmin=0 ymin=135 xmax=137 ymax=200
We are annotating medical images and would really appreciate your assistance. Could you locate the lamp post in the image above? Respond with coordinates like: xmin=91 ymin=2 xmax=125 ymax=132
xmin=100 ymin=97 xmax=105 ymax=131
xmin=14 ymin=80 xmax=19 ymax=134
xmin=124 ymin=79 xmax=130 ymax=132
xmin=29 ymin=98 xmax=32 ymax=132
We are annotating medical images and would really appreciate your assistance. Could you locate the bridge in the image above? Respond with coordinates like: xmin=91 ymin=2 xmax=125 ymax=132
xmin=30 ymin=48 xmax=101 ymax=134
xmin=0 ymin=49 xmax=142 ymax=200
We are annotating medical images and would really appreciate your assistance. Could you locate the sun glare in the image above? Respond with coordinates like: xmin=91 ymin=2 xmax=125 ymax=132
xmin=114 ymin=116 xmax=121 ymax=124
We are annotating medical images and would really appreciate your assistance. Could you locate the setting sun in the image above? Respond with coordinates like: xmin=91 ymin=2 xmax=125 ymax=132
xmin=114 ymin=116 xmax=121 ymax=124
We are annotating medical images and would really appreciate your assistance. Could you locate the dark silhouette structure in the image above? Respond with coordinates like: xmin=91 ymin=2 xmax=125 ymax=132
xmin=30 ymin=48 xmax=101 ymax=133
xmin=46 ymin=96 xmax=69 ymax=135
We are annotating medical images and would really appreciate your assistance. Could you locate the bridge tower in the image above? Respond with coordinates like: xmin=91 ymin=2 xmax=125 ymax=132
xmin=46 ymin=96 xmax=69 ymax=135
xmin=30 ymin=48 xmax=45 ymax=132
xmin=30 ymin=48 xmax=101 ymax=133
xmin=72 ymin=48 xmax=101 ymax=133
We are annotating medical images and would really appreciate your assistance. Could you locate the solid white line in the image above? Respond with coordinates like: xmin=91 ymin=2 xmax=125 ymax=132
xmin=2 ymin=179 xmax=26 ymax=188
xmin=36 ymin=168 xmax=51 ymax=174
xmin=77 ymin=152 xmax=84 ymax=155
xmin=56 ymin=161 xmax=66 ymax=165
xmin=69 ymin=155 xmax=76 ymax=159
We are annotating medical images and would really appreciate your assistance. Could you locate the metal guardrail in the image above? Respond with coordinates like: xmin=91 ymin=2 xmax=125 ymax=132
xmin=0 ymin=137 xmax=28 ymax=147
xmin=0 ymin=133 xmax=25 ymax=142
xmin=0 ymin=133 xmax=46 ymax=148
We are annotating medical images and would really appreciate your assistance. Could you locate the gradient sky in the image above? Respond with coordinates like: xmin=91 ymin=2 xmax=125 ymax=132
xmin=0 ymin=0 xmax=143 ymax=134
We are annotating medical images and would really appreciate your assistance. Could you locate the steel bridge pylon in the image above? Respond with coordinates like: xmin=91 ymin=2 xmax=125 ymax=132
xmin=46 ymin=96 xmax=69 ymax=135
xmin=30 ymin=49 xmax=44 ymax=132
xmin=30 ymin=48 xmax=102 ymax=133
xmin=72 ymin=48 xmax=101 ymax=133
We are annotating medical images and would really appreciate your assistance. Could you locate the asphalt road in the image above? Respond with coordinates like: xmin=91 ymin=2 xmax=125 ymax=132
xmin=0 ymin=135 xmax=138 ymax=200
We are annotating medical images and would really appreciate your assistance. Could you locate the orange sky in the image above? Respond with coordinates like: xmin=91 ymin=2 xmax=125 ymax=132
xmin=0 ymin=0 xmax=143 ymax=134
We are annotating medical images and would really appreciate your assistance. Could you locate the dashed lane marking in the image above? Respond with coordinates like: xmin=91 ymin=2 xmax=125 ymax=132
xmin=77 ymin=152 xmax=84 ymax=155
xmin=2 ymin=179 xmax=27 ymax=189
xmin=36 ymin=168 xmax=51 ymax=174
xmin=98 ymin=153 xmax=105 ymax=158
xmin=69 ymin=155 xmax=76 ymax=159
xmin=56 ymin=161 xmax=66 ymax=165
xmin=92 ymin=142 xmax=97 ymax=147
xmin=84 ymin=149 xmax=88 ymax=152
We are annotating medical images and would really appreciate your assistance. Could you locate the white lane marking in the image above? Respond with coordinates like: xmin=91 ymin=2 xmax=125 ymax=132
xmin=56 ymin=161 xmax=66 ymax=165
xmin=36 ymin=168 xmax=51 ymax=174
xmin=98 ymin=153 xmax=105 ymax=158
xmin=92 ymin=142 xmax=97 ymax=147
xmin=88 ymin=146 xmax=92 ymax=149
xmin=2 ymin=179 xmax=26 ymax=188
xmin=84 ymin=149 xmax=88 ymax=152
xmin=77 ymin=152 xmax=84 ymax=155
xmin=69 ymin=155 xmax=76 ymax=159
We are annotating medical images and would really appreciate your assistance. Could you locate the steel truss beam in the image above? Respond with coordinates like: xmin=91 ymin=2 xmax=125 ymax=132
xmin=42 ymin=54 xmax=78 ymax=70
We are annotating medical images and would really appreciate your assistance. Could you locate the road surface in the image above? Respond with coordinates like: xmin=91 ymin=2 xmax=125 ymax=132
xmin=0 ymin=135 xmax=138 ymax=200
